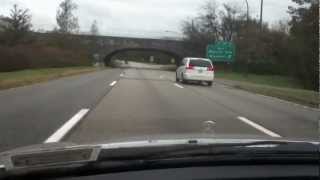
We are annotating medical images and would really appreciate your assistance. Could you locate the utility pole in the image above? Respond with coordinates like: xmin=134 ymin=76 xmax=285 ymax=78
xmin=244 ymin=0 xmax=250 ymax=77
xmin=260 ymin=0 xmax=264 ymax=31
xmin=192 ymin=19 xmax=195 ymax=33
xmin=245 ymin=0 xmax=249 ymax=24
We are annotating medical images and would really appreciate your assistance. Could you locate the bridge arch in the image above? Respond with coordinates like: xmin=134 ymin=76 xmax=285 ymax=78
xmin=103 ymin=48 xmax=183 ymax=66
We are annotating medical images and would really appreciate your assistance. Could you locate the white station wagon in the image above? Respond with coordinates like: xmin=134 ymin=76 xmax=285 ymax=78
xmin=176 ymin=57 xmax=215 ymax=86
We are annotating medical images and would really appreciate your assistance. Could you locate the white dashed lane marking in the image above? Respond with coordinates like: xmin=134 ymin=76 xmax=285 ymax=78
xmin=110 ymin=81 xmax=117 ymax=86
xmin=45 ymin=109 xmax=90 ymax=143
xmin=174 ymin=83 xmax=184 ymax=89
xmin=238 ymin=116 xmax=281 ymax=138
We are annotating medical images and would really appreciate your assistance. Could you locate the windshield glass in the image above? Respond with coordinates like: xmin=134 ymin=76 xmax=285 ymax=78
xmin=189 ymin=60 xmax=212 ymax=67
xmin=0 ymin=0 xmax=318 ymax=156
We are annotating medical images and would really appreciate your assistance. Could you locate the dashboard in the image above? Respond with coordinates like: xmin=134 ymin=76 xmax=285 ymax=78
xmin=54 ymin=165 xmax=319 ymax=180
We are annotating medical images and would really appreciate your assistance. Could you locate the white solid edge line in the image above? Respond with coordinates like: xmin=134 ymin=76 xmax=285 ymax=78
xmin=238 ymin=116 xmax=282 ymax=138
xmin=45 ymin=109 xmax=90 ymax=143
xmin=174 ymin=83 xmax=184 ymax=89
xmin=110 ymin=81 xmax=117 ymax=86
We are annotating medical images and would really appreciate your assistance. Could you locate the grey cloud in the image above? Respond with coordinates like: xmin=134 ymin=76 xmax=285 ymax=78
xmin=0 ymin=0 xmax=295 ymax=37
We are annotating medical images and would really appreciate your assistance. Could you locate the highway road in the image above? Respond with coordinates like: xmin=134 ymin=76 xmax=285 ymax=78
xmin=0 ymin=69 xmax=121 ymax=152
xmin=0 ymin=67 xmax=318 ymax=152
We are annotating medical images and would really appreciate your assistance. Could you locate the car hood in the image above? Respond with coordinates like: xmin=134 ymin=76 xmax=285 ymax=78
xmin=0 ymin=134 xmax=318 ymax=172
xmin=1 ymin=133 xmax=318 ymax=156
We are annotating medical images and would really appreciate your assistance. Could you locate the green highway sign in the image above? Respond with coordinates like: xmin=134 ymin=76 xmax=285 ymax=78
xmin=207 ymin=41 xmax=235 ymax=62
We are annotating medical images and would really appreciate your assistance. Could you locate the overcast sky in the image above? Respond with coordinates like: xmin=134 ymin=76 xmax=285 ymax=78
xmin=0 ymin=0 xmax=295 ymax=38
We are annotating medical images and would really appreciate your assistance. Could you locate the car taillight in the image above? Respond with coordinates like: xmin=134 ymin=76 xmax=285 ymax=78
xmin=208 ymin=66 xmax=215 ymax=71
xmin=186 ymin=65 xmax=194 ymax=70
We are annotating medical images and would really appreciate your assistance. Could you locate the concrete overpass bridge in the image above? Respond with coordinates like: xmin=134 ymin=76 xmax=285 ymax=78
xmin=37 ymin=33 xmax=191 ymax=66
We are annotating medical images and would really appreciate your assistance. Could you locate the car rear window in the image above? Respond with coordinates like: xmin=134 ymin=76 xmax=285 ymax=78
xmin=189 ymin=60 xmax=212 ymax=67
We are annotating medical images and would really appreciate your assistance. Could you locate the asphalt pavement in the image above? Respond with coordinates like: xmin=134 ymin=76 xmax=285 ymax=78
xmin=67 ymin=68 xmax=319 ymax=144
xmin=0 ymin=68 xmax=122 ymax=152
xmin=0 ymin=66 xmax=318 ymax=152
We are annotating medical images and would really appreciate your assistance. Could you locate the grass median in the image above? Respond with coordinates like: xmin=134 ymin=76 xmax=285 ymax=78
xmin=0 ymin=67 xmax=100 ymax=90
xmin=215 ymin=72 xmax=319 ymax=108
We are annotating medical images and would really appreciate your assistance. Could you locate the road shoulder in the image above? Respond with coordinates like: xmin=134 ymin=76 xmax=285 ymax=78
xmin=0 ymin=67 xmax=104 ymax=90
xmin=215 ymin=78 xmax=319 ymax=110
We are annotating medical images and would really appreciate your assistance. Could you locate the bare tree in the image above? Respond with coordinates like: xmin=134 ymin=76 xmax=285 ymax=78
xmin=182 ymin=19 xmax=212 ymax=56
xmin=0 ymin=4 xmax=32 ymax=45
xmin=181 ymin=0 xmax=220 ymax=56
xmin=56 ymin=0 xmax=79 ymax=34
xmin=90 ymin=20 xmax=99 ymax=35
xmin=219 ymin=3 xmax=246 ymax=41
xmin=186 ymin=0 xmax=246 ymax=42
xmin=199 ymin=0 xmax=220 ymax=40
xmin=8 ymin=4 xmax=32 ymax=32
xmin=272 ymin=20 xmax=290 ymax=34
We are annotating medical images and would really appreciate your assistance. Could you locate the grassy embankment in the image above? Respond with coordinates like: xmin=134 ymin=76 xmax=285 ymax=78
xmin=0 ymin=67 xmax=99 ymax=90
xmin=215 ymin=71 xmax=318 ymax=108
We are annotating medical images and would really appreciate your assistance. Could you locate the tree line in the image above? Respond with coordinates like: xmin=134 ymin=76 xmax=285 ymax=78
xmin=181 ymin=0 xmax=319 ymax=91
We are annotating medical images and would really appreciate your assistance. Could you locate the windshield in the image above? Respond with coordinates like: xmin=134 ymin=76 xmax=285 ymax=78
xmin=0 ymin=0 xmax=318 ymax=157
xmin=189 ymin=60 xmax=212 ymax=67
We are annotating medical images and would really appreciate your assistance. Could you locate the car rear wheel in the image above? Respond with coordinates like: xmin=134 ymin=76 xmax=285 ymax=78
xmin=207 ymin=81 xmax=212 ymax=86
xmin=175 ymin=73 xmax=179 ymax=82
xmin=181 ymin=73 xmax=187 ymax=84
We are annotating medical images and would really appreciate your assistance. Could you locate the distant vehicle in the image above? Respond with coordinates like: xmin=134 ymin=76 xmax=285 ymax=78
xmin=176 ymin=57 xmax=214 ymax=86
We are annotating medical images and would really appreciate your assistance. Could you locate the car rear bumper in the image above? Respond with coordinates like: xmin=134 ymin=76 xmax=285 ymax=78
xmin=184 ymin=73 xmax=214 ymax=81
